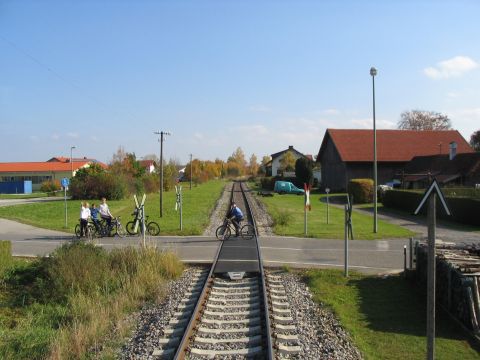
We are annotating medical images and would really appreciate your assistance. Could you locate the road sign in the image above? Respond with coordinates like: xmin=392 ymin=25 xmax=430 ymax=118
xmin=414 ymin=179 xmax=451 ymax=216
xmin=414 ymin=178 xmax=452 ymax=360
xmin=61 ymin=177 xmax=70 ymax=188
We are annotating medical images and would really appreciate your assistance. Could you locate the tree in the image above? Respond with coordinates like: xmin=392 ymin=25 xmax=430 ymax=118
xmin=295 ymin=157 xmax=313 ymax=185
xmin=279 ymin=151 xmax=296 ymax=173
xmin=397 ymin=110 xmax=452 ymax=130
xmin=470 ymin=130 xmax=480 ymax=151
xmin=248 ymin=154 xmax=259 ymax=176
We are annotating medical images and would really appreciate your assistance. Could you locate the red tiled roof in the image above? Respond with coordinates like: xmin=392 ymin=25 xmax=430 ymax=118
xmin=0 ymin=161 xmax=107 ymax=172
xmin=320 ymin=129 xmax=474 ymax=162
xmin=139 ymin=160 xmax=156 ymax=167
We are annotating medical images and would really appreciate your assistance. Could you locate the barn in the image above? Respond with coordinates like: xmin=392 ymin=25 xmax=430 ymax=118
xmin=316 ymin=129 xmax=474 ymax=191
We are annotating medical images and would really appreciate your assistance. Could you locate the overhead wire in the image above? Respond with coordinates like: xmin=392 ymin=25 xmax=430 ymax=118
xmin=0 ymin=34 xmax=138 ymax=122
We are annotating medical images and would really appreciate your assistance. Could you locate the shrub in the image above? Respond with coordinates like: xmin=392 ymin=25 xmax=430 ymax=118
xmin=40 ymin=180 xmax=61 ymax=194
xmin=260 ymin=176 xmax=276 ymax=190
xmin=273 ymin=209 xmax=293 ymax=226
xmin=348 ymin=178 xmax=374 ymax=204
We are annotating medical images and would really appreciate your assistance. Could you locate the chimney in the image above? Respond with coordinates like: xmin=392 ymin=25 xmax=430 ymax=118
xmin=288 ymin=145 xmax=293 ymax=150
xmin=449 ymin=141 xmax=457 ymax=160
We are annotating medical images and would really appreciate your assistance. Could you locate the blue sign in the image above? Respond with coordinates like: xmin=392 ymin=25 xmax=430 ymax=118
xmin=61 ymin=177 xmax=70 ymax=187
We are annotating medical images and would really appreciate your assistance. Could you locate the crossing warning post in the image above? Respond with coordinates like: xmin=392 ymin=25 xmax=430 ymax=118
xmin=414 ymin=179 xmax=451 ymax=360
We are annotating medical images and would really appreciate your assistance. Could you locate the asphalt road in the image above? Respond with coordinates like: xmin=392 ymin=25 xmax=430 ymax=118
xmin=2 ymin=218 xmax=410 ymax=274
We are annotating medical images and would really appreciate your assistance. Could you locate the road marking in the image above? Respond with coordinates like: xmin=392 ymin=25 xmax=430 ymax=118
xmin=263 ymin=260 xmax=392 ymax=270
xmin=260 ymin=246 xmax=401 ymax=253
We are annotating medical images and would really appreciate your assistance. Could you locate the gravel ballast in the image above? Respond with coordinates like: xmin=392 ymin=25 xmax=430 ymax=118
xmin=119 ymin=182 xmax=362 ymax=359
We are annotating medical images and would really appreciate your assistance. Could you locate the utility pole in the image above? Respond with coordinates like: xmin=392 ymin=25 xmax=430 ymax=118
xmin=154 ymin=131 xmax=171 ymax=217
xmin=190 ymin=153 xmax=193 ymax=190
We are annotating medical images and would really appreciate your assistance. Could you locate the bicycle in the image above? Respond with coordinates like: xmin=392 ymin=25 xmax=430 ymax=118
xmin=215 ymin=218 xmax=255 ymax=240
xmin=74 ymin=219 xmax=96 ymax=241
xmin=98 ymin=216 xmax=126 ymax=238
xmin=126 ymin=215 xmax=160 ymax=236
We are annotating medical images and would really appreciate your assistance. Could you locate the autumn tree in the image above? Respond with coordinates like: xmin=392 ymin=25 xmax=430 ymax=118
xmin=279 ymin=151 xmax=296 ymax=173
xmin=397 ymin=110 xmax=452 ymax=130
xmin=227 ymin=147 xmax=247 ymax=176
xmin=248 ymin=154 xmax=259 ymax=176
xmin=470 ymin=130 xmax=480 ymax=151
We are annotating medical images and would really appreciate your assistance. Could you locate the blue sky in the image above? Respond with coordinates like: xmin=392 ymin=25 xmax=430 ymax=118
xmin=1 ymin=0 xmax=479 ymax=164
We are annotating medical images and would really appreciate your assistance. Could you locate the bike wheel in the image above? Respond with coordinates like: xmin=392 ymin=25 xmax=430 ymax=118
xmin=215 ymin=225 xmax=231 ymax=240
xmin=116 ymin=223 xmax=126 ymax=238
xmin=147 ymin=222 xmax=160 ymax=236
xmin=241 ymin=224 xmax=255 ymax=240
xmin=126 ymin=221 xmax=137 ymax=235
xmin=74 ymin=224 xmax=81 ymax=239
xmin=87 ymin=224 xmax=95 ymax=241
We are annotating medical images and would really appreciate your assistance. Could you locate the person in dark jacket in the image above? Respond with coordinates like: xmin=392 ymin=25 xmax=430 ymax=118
xmin=227 ymin=202 xmax=244 ymax=236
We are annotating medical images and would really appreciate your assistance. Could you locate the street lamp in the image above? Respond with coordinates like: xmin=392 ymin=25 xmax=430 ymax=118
xmin=370 ymin=67 xmax=378 ymax=233
xmin=189 ymin=153 xmax=193 ymax=190
xmin=70 ymin=146 xmax=76 ymax=177
xmin=154 ymin=131 xmax=171 ymax=217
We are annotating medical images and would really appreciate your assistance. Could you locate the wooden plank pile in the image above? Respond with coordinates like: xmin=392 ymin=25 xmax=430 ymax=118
xmin=416 ymin=242 xmax=480 ymax=334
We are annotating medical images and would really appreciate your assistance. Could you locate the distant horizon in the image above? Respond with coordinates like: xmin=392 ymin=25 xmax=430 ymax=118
xmin=1 ymin=1 xmax=479 ymax=164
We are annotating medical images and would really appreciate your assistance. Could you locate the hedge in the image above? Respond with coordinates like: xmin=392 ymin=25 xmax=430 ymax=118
xmin=383 ymin=189 xmax=480 ymax=226
xmin=347 ymin=178 xmax=374 ymax=204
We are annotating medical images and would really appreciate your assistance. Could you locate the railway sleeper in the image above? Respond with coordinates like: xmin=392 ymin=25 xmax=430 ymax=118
xmin=196 ymin=325 xmax=262 ymax=335
xmin=209 ymin=295 xmax=260 ymax=303
xmin=189 ymin=345 xmax=264 ymax=357
xmin=277 ymin=343 xmax=302 ymax=355
xmin=203 ymin=309 xmax=261 ymax=318
xmin=211 ymin=284 xmax=259 ymax=292
xmin=206 ymin=302 xmax=261 ymax=310
xmin=201 ymin=317 xmax=262 ymax=326
xmin=193 ymin=334 xmax=263 ymax=345
xmin=210 ymin=289 xmax=259 ymax=297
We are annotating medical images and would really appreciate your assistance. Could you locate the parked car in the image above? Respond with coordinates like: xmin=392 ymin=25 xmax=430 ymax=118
xmin=274 ymin=181 xmax=305 ymax=195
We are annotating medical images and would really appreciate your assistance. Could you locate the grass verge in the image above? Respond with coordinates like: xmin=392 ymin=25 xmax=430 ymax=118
xmin=304 ymin=269 xmax=480 ymax=359
xmin=0 ymin=179 xmax=225 ymax=235
xmin=258 ymin=192 xmax=414 ymax=239
xmin=0 ymin=243 xmax=183 ymax=359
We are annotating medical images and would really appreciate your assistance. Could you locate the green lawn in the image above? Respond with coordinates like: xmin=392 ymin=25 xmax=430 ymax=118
xmin=0 ymin=192 xmax=51 ymax=199
xmin=258 ymin=192 xmax=414 ymax=240
xmin=0 ymin=180 xmax=226 ymax=235
xmin=304 ymin=269 xmax=480 ymax=360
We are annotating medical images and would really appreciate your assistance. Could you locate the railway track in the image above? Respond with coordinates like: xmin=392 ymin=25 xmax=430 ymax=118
xmin=152 ymin=182 xmax=275 ymax=359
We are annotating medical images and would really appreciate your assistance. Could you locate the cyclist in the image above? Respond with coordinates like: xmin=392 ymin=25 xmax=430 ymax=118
xmin=227 ymin=202 xmax=244 ymax=236
xmin=90 ymin=203 xmax=100 ymax=232
xmin=99 ymin=197 xmax=113 ymax=230
xmin=80 ymin=202 xmax=91 ymax=237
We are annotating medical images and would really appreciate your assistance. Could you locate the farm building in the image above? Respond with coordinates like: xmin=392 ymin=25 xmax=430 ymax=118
xmin=316 ymin=129 xmax=474 ymax=191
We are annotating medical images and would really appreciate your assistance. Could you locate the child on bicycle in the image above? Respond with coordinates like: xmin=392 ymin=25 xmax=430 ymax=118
xmin=227 ymin=202 xmax=244 ymax=236
xmin=90 ymin=203 xmax=100 ymax=232
xmin=80 ymin=202 xmax=91 ymax=237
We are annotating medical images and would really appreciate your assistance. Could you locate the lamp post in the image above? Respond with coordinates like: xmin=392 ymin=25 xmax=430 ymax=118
xmin=154 ymin=131 xmax=171 ymax=217
xmin=70 ymin=146 xmax=76 ymax=177
xmin=370 ymin=67 xmax=378 ymax=233
xmin=189 ymin=153 xmax=193 ymax=190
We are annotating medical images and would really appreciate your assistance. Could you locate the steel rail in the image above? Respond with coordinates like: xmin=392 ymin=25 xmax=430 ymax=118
xmin=238 ymin=181 xmax=274 ymax=360
xmin=173 ymin=181 xmax=273 ymax=359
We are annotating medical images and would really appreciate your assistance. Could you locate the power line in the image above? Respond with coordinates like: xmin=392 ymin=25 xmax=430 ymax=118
xmin=0 ymin=34 xmax=138 ymax=122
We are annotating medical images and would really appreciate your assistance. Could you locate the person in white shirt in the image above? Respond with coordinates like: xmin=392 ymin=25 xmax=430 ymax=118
xmin=80 ymin=202 xmax=91 ymax=237
xmin=99 ymin=197 xmax=113 ymax=229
